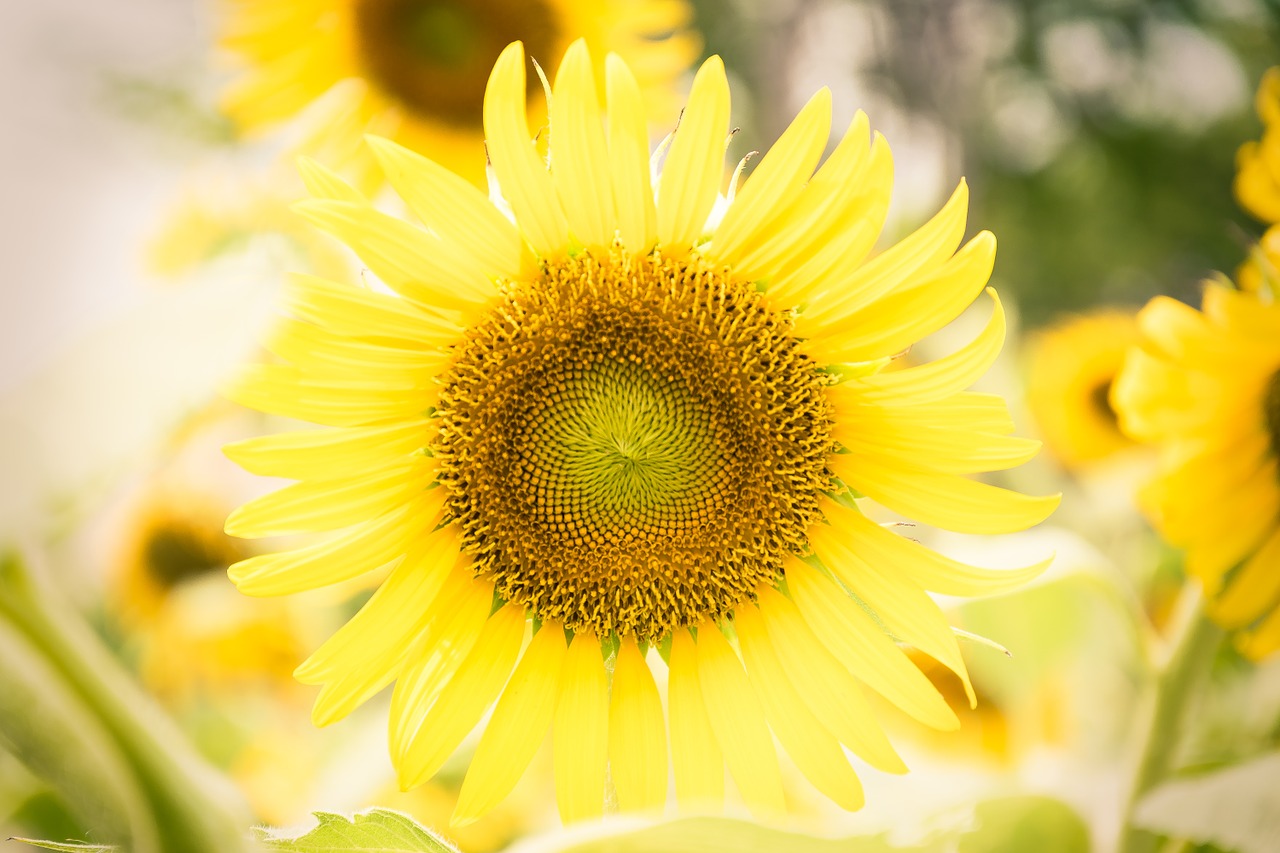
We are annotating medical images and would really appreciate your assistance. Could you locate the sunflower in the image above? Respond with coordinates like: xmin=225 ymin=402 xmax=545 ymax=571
xmin=1235 ymin=67 xmax=1280 ymax=223
xmin=218 ymin=0 xmax=700 ymax=190
xmin=1024 ymin=310 xmax=1140 ymax=470
xmin=1113 ymin=281 xmax=1280 ymax=660
xmin=224 ymin=41 xmax=1058 ymax=822
xmin=112 ymin=484 xmax=304 ymax=700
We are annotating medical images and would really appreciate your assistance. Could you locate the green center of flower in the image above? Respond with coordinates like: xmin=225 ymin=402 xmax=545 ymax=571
xmin=433 ymin=250 xmax=834 ymax=640
xmin=143 ymin=520 xmax=245 ymax=590
xmin=354 ymin=0 xmax=557 ymax=128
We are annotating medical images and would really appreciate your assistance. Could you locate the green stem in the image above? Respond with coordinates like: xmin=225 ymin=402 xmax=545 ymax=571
xmin=0 ymin=551 xmax=250 ymax=852
xmin=1117 ymin=588 xmax=1223 ymax=853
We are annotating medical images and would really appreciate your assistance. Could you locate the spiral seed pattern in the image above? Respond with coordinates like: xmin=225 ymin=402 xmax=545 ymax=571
xmin=433 ymin=249 xmax=834 ymax=639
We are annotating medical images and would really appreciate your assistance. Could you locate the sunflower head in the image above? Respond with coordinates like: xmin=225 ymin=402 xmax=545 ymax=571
xmin=1025 ymin=309 xmax=1140 ymax=470
xmin=219 ymin=0 xmax=700 ymax=188
xmin=1114 ymin=279 xmax=1280 ymax=660
xmin=225 ymin=40 xmax=1057 ymax=823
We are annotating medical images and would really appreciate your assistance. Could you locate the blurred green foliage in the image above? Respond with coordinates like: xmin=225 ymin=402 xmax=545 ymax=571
xmin=691 ymin=0 xmax=1280 ymax=325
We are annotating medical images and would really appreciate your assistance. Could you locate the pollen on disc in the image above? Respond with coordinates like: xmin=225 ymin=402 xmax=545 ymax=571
xmin=433 ymin=248 xmax=834 ymax=640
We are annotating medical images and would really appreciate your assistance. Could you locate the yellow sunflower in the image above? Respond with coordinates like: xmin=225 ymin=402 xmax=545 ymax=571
xmin=1237 ymin=222 xmax=1280 ymax=298
xmin=218 ymin=0 xmax=700 ymax=190
xmin=1235 ymin=67 xmax=1280 ymax=223
xmin=224 ymin=41 xmax=1058 ymax=822
xmin=1113 ymin=281 xmax=1280 ymax=660
xmin=112 ymin=485 xmax=304 ymax=700
xmin=1024 ymin=310 xmax=1140 ymax=470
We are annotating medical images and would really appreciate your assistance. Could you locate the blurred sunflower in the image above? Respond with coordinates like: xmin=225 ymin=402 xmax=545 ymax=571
xmin=1113 ymin=280 xmax=1280 ymax=660
xmin=224 ymin=41 xmax=1058 ymax=822
xmin=1025 ymin=310 xmax=1139 ymax=471
xmin=218 ymin=0 xmax=700 ymax=189
xmin=1237 ymin=223 xmax=1280 ymax=299
xmin=1234 ymin=67 xmax=1280 ymax=223
xmin=113 ymin=484 xmax=304 ymax=701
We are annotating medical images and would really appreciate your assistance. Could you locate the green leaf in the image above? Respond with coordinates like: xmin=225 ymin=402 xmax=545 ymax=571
xmin=957 ymin=796 xmax=1091 ymax=853
xmin=7 ymin=841 xmax=116 ymax=852
xmin=1133 ymin=752 xmax=1280 ymax=853
xmin=557 ymin=817 xmax=936 ymax=853
xmin=254 ymin=810 xmax=460 ymax=852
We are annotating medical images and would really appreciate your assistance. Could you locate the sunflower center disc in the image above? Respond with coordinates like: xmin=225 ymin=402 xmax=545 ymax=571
xmin=354 ymin=0 xmax=557 ymax=127
xmin=434 ymin=250 xmax=834 ymax=640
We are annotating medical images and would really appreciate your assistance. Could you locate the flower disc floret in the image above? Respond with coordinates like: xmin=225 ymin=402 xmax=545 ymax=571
xmin=434 ymin=249 xmax=834 ymax=640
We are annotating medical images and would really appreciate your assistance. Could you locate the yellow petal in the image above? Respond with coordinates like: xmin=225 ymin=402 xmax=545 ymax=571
xmin=1210 ymin=528 xmax=1280 ymax=628
xmin=754 ymin=588 xmax=905 ymax=773
xmin=365 ymin=136 xmax=523 ymax=279
xmin=808 ymin=513 xmax=975 ymax=706
xmin=606 ymin=53 xmax=657 ymax=254
xmin=831 ymin=454 xmax=1060 ymax=535
xmin=453 ymin=623 xmax=566 ymax=826
xmin=846 ymin=289 xmax=1006 ymax=404
xmin=656 ymin=56 xmax=730 ymax=254
xmin=550 ymin=40 xmax=615 ymax=251
xmin=734 ymin=603 xmax=865 ymax=811
xmin=836 ymin=420 xmax=1042 ymax=476
xmin=668 ymin=628 xmax=724 ymax=807
xmin=223 ymin=422 xmax=429 ymax=480
xmin=728 ymin=110 xmax=871 ymax=281
xmin=483 ymin=42 xmax=569 ymax=257
xmin=399 ymin=604 xmax=526 ymax=788
xmin=695 ymin=622 xmax=787 ymax=817
xmin=786 ymin=558 xmax=957 ymax=730
xmin=829 ymin=390 xmax=1016 ymax=436
xmin=228 ymin=492 xmax=445 ymax=595
xmin=292 ymin=200 xmax=493 ymax=313
xmin=299 ymin=537 xmax=461 ymax=725
xmin=224 ymin=363 xmax=437 ymax=426
xmin=804 ymin=179 xmax=969 ymax=324
xmin=284 ymin=273 xmax=461 ymax=345
xmin=554 ymin=632 xmax=609 ymax=823
xmin=710 ymin=88 xmax=832 ymax=263
xmin=266 ymin=318 xmax=447 ymax=379
xmin=225 ymin=460 xmax=432 ymax=538
xmin=828 ymin=500 xmax=1050 ymax=597
xmin=608 ymin=637 xmax=668 ymax=812
xmin=296 ymin=155 xmax=366 ymax=204
xmin=389 ymin=572 xmax=495 ymax=774
xmin=804 ymin=230 xmax=995 ymax=364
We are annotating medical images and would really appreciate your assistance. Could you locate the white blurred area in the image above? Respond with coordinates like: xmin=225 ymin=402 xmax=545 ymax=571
xmin=0 ymin=1 xmax=284 ymax=541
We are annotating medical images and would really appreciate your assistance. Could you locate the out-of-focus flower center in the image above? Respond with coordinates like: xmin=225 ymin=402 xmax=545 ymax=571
xmin=433 ymin=249 xmax=835 ymax=640
xmin=1265 ymin=369 xmax=1280 ymax=460
xmin=354 ymin=0 xmax=557 ymax=127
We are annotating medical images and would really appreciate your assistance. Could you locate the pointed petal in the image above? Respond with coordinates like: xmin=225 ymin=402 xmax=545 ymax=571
xmin=696 ymin=623 xmax=787 ymax=817
xmin=366 ymin=136 xmax=523 ymax=279
xmin=606 ymin=53 xmax=657 ymax=254
xmin=399 ymin=605 xmax=526 ymax=788
xmin=755 ymin=588 xmax=905 ymax=773
xmin=786 ymin=558 xmax=957 ymax=730
xmin=608 ymin=637 xmax=668 ymax=812
xmin=710 ymin=88 xmax=832 ymax=263
xmin=655 ymin=56 xmax=730 ymax=254
xmin=453 ymin=623 xmax=566 ymax=825
xmin=227 ymin=492 xmax=445 ymax=595
xmin=668 ymin=628 xmax=724 ymax=807
xmin=484 ymin=42 xmax=569 ymax=257
xmin=735 ymin=604 xmax=865 ymax=811
xmin=389 ymin=571 xmax=494 ymax=774
xmin=554 ymin=632 xmax=609 ymax=823
xmin=551 ymin=40 xmax=615 ymax=250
